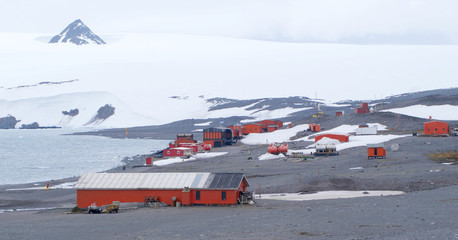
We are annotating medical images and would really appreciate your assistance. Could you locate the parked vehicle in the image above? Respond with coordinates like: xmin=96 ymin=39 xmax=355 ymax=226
xmin=88 ymin=202 xmax=102 ymax=214
xmin=452 ymin=128 xmax=458 ymax=136
xmin=103 ymin=201 xmax=120 ymax=213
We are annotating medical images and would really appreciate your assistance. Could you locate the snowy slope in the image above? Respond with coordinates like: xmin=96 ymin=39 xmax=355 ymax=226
xmin=241 ymin=124 xmax=310 ymax=145
xmin=1 ymin=32 xmax=457 ymax=127
xmin=381 ymin=104 xmax=458 ymax=121
xmin=0 ymin=92 xmax=158 ymax=128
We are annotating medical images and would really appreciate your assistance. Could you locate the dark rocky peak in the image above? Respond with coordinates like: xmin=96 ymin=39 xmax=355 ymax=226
xmin=49 ymin=19 xmax=106 ymax=45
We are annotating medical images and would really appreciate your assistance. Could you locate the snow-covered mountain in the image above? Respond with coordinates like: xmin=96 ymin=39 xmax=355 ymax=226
xmin=0 ymin=23 xmax=457 ymax=129
xmin=49 ymin=19 xmax=105 ymax=45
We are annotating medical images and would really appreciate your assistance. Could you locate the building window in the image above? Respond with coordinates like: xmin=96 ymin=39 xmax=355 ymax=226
xmin=196 ymin=191 xmax=200 ymax=200
xmin=177 ymin=151 xmax=180 ymax=154
xmin=167 ymin=151 xmax=170 ymax=154
xmin=222 ymin=191 xmax=226 ymax=201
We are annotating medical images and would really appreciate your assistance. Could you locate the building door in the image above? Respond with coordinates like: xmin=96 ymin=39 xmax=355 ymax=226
xmin=374 ymin=148 xmax=378 ymax=156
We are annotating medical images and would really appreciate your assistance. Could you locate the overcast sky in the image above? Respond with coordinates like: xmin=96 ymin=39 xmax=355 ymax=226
xmin=1 ymin=0 xmax=458 ymax=44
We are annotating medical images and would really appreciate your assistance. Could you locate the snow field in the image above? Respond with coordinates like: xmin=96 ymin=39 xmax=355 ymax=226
xmin=382 ymin=104 xmax=458 ymax=121
xmin=152 ymin=152 xmax=228 ymax=166
xmin=256 ymin=190 xmax=405 ymax=201
xmin=1 ymin=33 xmax=458 ymax=127
xmin=242 ymin=123 xmax=408 ymax=160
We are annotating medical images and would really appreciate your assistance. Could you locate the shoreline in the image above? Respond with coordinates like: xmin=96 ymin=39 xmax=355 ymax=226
xmin=0 ymin=133 xmax=457 ymax=239
xmin=1 ymin=136 xmax=457 ymax=210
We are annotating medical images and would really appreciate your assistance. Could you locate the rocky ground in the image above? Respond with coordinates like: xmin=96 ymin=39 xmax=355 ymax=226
xmin=0 ymin=128 xmax=457 ymax=239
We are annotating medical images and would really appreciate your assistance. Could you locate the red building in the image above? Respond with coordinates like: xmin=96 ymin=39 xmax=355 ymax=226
xmin=203 ymin=127 xmax=233 ymax=147
xmin=354 ymin=102 xmax=370 ymax=114
xmin=163 ymin=147 xmax=193 ymax=158
xmin=424 ymin=121 xmax=449 ymax=136
xmin=75 ymin=172 xmax=251 ymax=207
xmin=227 ymin=125 xmax=243 ymax=139
xmin=267 ymin=125 xmax=279 ymax=132
xmin=257 ymin=120 xmax=283 ymax=132
xmin=336 ymin=111 xmax=344 ymax=116
xmin=176 ymin=143 xmax=203 ymax=153
xmin=242 ymin=124 xmax=263 ymax=135
xmin=367 ymin=144 xmax=386 ymax=159
xmin=315 ymin=133 xmax=350 ymax=143
xmin=170 ymin=134 xmax=197 ymax=148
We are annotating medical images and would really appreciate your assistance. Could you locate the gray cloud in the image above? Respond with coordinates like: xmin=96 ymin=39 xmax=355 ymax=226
xmin=2 ymin=0 xmax=458 ymax=44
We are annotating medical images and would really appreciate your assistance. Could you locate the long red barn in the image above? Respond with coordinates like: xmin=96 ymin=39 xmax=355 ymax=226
xmin=315 ymin=133 xmax=350 ymax=143
xmin=75 ymin=172 xmax=250 ymax=208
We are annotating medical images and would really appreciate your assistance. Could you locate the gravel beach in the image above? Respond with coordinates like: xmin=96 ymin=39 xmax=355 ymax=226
xmin=0 ymin=130 xmax=457 ymax=239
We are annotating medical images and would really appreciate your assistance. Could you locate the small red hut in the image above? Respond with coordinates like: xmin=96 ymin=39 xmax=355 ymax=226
xmin=163 ymin=147 xmax=193 ymax=158
xmin=309 ymin=124 xmax=321 ymax=132
xmin=354 ymin=102 xmax=370 ymax=114
xmin=367 ymin=144 xmax=386 ymax=159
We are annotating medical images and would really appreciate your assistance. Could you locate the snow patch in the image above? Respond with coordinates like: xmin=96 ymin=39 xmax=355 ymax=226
xmin=241 ymin=124 xmax=309 ymax=145
xmin=382 ymin=104 xmax=458 ymax=121
xmin=194 ymin=121 xmax=212 ymax=126
xmin=258 ymin=153 xmax=285 ymax=160
xmin=152 ymin=152 xmax=227 ymax=166
xmin=256 ymin=190 xmax=405 ymax=201
xmin=6 ymin=182 xmax=76 ymax=191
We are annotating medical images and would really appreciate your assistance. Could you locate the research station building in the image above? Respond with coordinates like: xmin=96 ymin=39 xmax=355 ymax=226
xmin=75 ymin=172 xmax=250 ymax=208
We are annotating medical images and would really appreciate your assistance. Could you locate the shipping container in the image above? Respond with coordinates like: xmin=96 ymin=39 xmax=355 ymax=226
xmin=367 ymin=144 xmax=386 ymax=159
xmin=203 ymin=127 xmax=233 ymax=147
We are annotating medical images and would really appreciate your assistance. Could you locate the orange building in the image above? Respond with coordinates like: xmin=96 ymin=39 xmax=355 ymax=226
xmin=314 ymin=133 xmax=350 ymax=143
xmin=367 ymin=144 xmax=386 ymax=159
xmin=242 ymin=124 xmax=263 ymax=135
xmin=257 ymin=120 xmax=283 ymax=131
xmin=75 ymin=172 xmax=251 ymax=208
xmin=170 ymin=134 xmax=197 ymax=148
xmin=267 ymin=125 xmax=279 ymax=132
xmin=424 ymin=121 xmax=449 ymax=136
xmin=203 ymin=127 xmax=233 ymax=147
xmin=227 ymin=125 xmax=243 ymax=138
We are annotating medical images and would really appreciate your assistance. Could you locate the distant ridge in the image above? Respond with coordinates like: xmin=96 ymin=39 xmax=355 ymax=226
xmin=49 ymin=19 xmax=105 ymax=45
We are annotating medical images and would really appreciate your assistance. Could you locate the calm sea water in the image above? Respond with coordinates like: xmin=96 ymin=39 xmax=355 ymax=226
xmin=0 ymin=129 xmax=170 ymax=185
